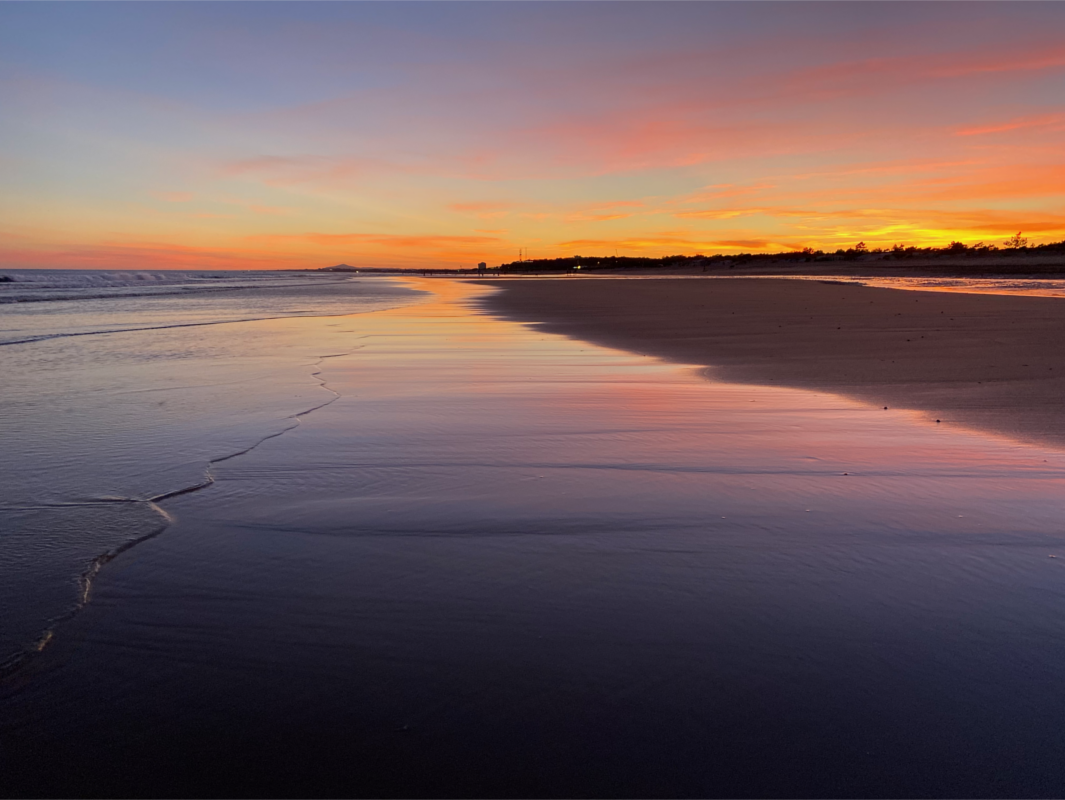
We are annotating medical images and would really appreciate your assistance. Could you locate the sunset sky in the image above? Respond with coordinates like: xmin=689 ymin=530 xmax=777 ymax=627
xmin=2 ymin=2 xmax=1065 ymax=270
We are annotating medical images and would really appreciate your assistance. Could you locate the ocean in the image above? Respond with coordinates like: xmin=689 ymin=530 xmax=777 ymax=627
xmin=0 ymin=269 xmax=426 ymax=670
xmin=3 ymin=272 xmax=1065 ymax=797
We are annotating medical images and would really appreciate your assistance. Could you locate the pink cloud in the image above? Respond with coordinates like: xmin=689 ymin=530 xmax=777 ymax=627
xmin=772 ymin=42 xmax=1065 ymax=107
xmin=932 ymin=43 xmax=1065 ymax=78
xmin=955 ymin=112 xmax=1065 ymax=137
xmin=518 ymin=115 xmax=806 ymax=174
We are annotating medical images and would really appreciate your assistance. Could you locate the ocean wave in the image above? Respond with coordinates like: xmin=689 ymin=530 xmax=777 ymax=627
xmin=0 ymin=269 xmax=350 ymax=304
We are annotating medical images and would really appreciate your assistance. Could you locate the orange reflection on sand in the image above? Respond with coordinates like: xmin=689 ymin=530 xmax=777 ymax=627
xmin=372 ymin=279 xmax=1065 ymax=473
xmin=195 ymin=275 xmax=1065 ymax=553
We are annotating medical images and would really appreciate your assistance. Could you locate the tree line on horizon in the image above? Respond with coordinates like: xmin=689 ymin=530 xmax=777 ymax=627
xmin=492 ymin=233 xmax=1065 ymax=273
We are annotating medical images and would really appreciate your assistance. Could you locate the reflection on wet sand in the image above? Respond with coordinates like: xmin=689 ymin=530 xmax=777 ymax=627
xmin=4 ymin=278 xmax=1065 ymax=798
xmin=482 ymin=276 xmax=1065 ymax=449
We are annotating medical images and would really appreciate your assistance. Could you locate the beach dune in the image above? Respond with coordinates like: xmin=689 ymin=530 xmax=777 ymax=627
xmin=483 ymin=278 xmax=1065 ymax=448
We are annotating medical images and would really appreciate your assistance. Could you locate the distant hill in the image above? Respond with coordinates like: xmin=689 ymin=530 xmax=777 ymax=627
xmin=321 ymin=264 xmax=358 ymax=272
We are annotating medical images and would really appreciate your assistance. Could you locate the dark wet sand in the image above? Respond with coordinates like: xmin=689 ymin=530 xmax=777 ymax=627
xmin=7 ymin=280 xmax=1065 ymax=798
xmin=482 ymin=278 xmax=1065 ymax=448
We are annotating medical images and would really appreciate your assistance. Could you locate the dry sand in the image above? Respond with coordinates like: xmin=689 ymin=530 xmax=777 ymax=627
xmin=481 ymin=277 xmax=1065 ymax=449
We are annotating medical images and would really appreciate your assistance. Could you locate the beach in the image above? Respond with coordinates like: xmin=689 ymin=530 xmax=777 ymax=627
xmin=9 ymin=4 xmax=1065 ymax=796
xmin=5 ymin=276 xmax=1065 ymax=797
xmin=482 ymin=277 xmax=1065 ymax=448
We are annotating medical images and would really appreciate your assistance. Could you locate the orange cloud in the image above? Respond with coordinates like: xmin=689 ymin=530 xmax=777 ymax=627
xmin=449 ymin=201 xmax=517 ymax=219
xmin=681 ymin=184 xmax=775 ymax=203
xmin=714 ymin=239 xmax=771 ymax=249
xmin=450 ymin=201 xmax=515 ymax=213
xmin=249 ymin=205 xmax=295 ymax=216
xmin=785 ymin=158 xmax=982 ymax=181
xmin=238 ymin=230 xmax=516 ymax=268
xmin=711 ymin=160 xmax=1065 ymax=210
xmin=252 ymin=232 xmax=504 ymax=248
xmin=565 ymin=212 xmax=633 ymax=222
xmin=675 ymin=208 xmax=771 ymax=220
xmin=222 ymin=155 xmax=379 ymax=187
xmin=563 ymin=199 xmax=647 ymax=222
xmin=590 ymin=200 xmax=645 ymax=209
xmin=152 ymin=191 xmax=194 ymax=203
xmin=0 ymin=229 xmax=518 ymax=271
xmin=692 ymin=205 xmax=1065 ymax=248
xmin=558 ymin=233 xmax=775 ymax=253
xmin=0 ymin=241 xmax=305 ymax=271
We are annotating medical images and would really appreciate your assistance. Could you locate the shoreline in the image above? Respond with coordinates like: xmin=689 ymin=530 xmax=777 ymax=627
xmin=480 ymin=277 xmax=1065 ymax=449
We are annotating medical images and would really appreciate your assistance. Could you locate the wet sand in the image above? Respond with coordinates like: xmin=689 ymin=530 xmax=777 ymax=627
xmin=6 ymin=280 xmax=1065 ymax=797
xmin=481 ymin=278 xmax=1065 ymax=448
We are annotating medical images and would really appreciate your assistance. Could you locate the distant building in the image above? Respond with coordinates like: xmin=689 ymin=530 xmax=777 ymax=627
xmin=477 ymin=262 xmax=487 ymax=271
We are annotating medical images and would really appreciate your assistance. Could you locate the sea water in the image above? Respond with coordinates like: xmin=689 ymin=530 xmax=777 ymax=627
xmin=3 ymin=276 xmax=1065 ymax=797
xmin=0 ymin=270 xmax=425 ymax=669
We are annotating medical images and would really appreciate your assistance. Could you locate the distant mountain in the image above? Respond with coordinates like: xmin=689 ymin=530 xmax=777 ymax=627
xmin=321 ymin=264 xmax=358 ymax=271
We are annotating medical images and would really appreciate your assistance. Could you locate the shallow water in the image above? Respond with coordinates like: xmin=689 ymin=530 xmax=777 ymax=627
xmin=4 ymin=278 xmax=1065 ymax=797
xmin=790 ymin=274 xmax=1065 ymax=299
xmin=500 ymin=272 xmax=1065 ymax=299
xmin=0 ymin=269 xmax=407 ymax=343
xmin=0 ymin=273 xmax=425 ymax=668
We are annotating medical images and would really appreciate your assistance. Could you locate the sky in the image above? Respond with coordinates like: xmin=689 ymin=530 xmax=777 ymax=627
xmin=2 ymin=2 xmax=1065 ymax=270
